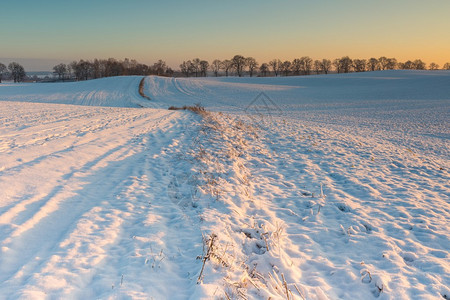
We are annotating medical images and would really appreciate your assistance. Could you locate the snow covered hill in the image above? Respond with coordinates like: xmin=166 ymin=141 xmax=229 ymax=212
xmin=0 ymin=71 xmax=449 ymax=299
xmin=0 ymin=76 xmax=154 ymax=108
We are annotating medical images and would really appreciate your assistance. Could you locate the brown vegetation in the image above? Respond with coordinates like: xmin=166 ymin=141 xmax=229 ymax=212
xmin=138 ymin=77 xmax=151 ymax=100
xmin=168 ymin=104 xmax=206 ymax=115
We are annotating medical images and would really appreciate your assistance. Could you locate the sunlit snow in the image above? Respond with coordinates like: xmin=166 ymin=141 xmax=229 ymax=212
xmin=0 ymin=71 xmax=448 ymax=299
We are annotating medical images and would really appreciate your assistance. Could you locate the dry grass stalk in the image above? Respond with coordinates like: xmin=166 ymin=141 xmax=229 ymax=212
xmin=293 ymin=283 xmax=305 ymax=300
xmin=281 ymin=273 xmax=290 ymax=300
xmin=197 ymin=234 xmax=217 ymax=284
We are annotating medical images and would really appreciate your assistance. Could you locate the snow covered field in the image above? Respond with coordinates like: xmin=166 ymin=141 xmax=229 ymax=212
xmin=0 ymin=71 xmax=449 ymax=299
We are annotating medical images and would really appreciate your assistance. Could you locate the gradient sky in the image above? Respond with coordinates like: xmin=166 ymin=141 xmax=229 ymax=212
xmin=1 ymin=0 xmax=449 ymax=71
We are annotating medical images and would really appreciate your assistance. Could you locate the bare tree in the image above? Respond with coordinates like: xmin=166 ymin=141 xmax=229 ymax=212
xmin=300 ymin=56 xmax=313 ymax=75
xmin=378 ymin=56 xmax=389 ymax=70
xmin=70 ymin=60 xmax=94 ymax=80
xmin=281 ymin=60 xmax=291 ymax=76
xmin=291 ymin=58 xmax=302 ymax=75
xmin=0 ymin=63 xmax=6 ymax=83
xmin=332 ymin=58 xmax=341 ymax=73
xmin=339 ymin=56 xmax=353 ymax=73
xmin=443 ymin=62 xmax=450 ymax=70
xmin=92 ymin=59 xmax=102 ymax=78
xmin=127 ymin=59 xmax=138 ymax=75
xmin=398 ymin=60 xmax=414 ymax=70
xmin=200 ymin=60 xmax=209 ymax=77
xmin=367 ymin=58 xmax=379 ymax=71
xmin=105 ymin=58 xmax=123 ymax=77
xmin=245 ymin=57 xmax=258 ymax=77
xmin=269 ymin=59 xmax=282 ymax=76
xmin=376 ymin=57 xmax=397 ymax=70
xmin=210 ymin=59 xmax=222 ymax=77
xmin=353 ymin=59 xmax=367 ymax=72
xmin=180 ymin=61 xmax=191 ymax=77
xmin=313 ymin=60 xmax=321 ymax=74
xmin=67 ymin=64 xmax=73 ymax=79
xmin=8 ymin=62 xmax=26 ymax=82
xmin=191 ymin=58 xmax=201 ymax=77
xmin=386 ymin=58 xmax=397 ymax=70
xmin=153 ymin=60 xmax=167 ymax=76
xmin=80 ymin=60 xmax=93 ymax=80
xmin=53 ymin=63 xmax=67 ymax=81
xmin=413 ymin=59 xmax=426 ymax=70
xmin=222 ymin=59 xmax=233 ymax=77
xmin=259 ymin=63 xmax=269 ymax=77
xmin=321 ymin=59 xmax=331 ymax=74
xmin=429 ymin=62 xmax=439 ymax=70
xmin=187 ymin=60 xmax=194 ymax=76
xmin=232 ymin=55 xmax=246 ymax=77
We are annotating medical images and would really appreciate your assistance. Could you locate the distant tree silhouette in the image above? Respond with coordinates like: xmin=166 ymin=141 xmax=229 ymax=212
xmin=191 ymin=58 xmax=201 ymax=77
xmin=8 ymin=62 xmax=26 ymax=82
xmin=321 ymin=59 xmax=331 ymax=74
xmin=401 ymin=60 xmax=414 ymax=69
xmin=53 ymin=63 xmax=67 ymax=81
xmin=367 ymin=58 xmax=380 ymax=71
xmin=0 ymin=62 xmax=6 ymax=83
xmin=281 ymin=60 xmax=291 ymax=76
xmin=385 ymin=58 xmax=397 ymax=70
xmin=353 ymin=59 xmax=367 ymax=72
xmin=332 ymin=58 xmax=341 ymax=73
xmin=300 ymin=56 xmax=313 ymax=75
xmin=153 ymin=60 xmax=167 ymax=76
xmin=443 ymin=62 xmax=450 ymax=70
xmin=291 ymin=59 xmax=302 ymax=75
xmin=378 ymin=57 xmax=389 ymax=70
xmin=222 ymin=59 xmax=233 ymax=77
xmin=231 ymin=55 xmax=246 ymax=77
xmin=313 ymin=60 xmax=321 ymax=74
xmin=92 ymin=59 xmax=102 ymax=78
xmin=210 ymin=59 xmax=222 ymax=77
xmin=106 ymin=58 xmax=123 ymax=77
xmin=413 ymin=59 xmax=426 ymax=70
xmin=429 ymin=62 xmax=439 ymax=70
xmin=200 ymin=60 xmax=209 ymax=77
xmin=339 ymin=56 xmax=353 ymax=73
xmin=269 ymin=59 xmax=282 ymax=76
xmin=180 ymin=61 xmax=191 ymax=77
xmin=245 ymin=57 xmax=258 ymax=77
xmin=259 ymin=63 xmax=269 ymax=76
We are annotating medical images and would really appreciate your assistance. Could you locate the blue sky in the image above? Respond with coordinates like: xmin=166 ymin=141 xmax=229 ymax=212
xmin=1 ymin=0 xmax=449 ymax=70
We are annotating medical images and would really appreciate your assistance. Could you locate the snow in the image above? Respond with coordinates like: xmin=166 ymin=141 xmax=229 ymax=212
xmin=0 ymin=71 xmax=449 ymax=299
xmin=0 ymin=76 xmax=154 ymax=108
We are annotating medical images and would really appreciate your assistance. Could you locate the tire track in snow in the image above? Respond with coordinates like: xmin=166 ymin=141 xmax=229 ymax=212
xmin=0 ymin=110 xmax=172 ymax=225
xmin=0 ymin=101 xmax=203 ymax=298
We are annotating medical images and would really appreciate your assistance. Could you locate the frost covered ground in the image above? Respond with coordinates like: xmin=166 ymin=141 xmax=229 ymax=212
xmin=0 ymin=71 xmax=449 ymax=299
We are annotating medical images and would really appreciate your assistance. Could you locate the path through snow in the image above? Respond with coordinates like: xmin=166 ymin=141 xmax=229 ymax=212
xmin=0 ymin=101 xmax=205 ymax=299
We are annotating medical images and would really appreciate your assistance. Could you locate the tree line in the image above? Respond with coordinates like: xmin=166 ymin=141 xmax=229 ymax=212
xmin=52 ymin=58 xmax=174 ymax=81
xmin=0 ymin=62 xmax=27 ymax=83
xmin=1 ymin=56 xmax=450 ymax=84
xmin=180 ymin=55 xmax=450 ymax=77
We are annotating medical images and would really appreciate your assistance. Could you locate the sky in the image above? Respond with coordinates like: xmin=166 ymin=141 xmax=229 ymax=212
xmin=1 ymin=0 xmax=449 ymax=71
